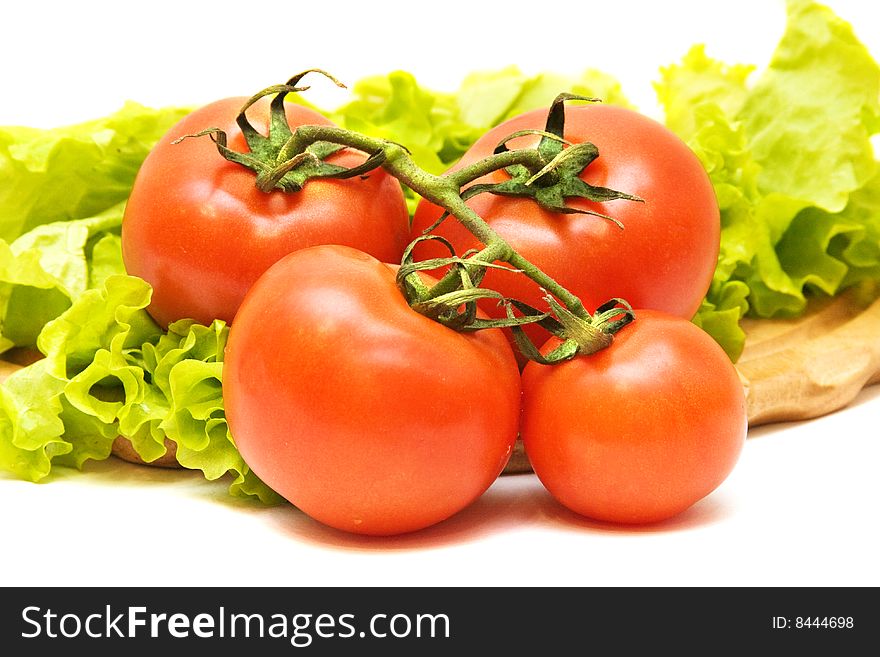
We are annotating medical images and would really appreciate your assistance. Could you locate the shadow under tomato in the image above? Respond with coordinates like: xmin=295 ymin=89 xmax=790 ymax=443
xmin=266 ymin=472 xmax=558 ymax=551
xmin=66 ymin=456 xmax=733 ymax=544
xmin=532 ymin=486 xmax=734 ymax=535
xmin=267 ymin=471 xmax=733 ymax=549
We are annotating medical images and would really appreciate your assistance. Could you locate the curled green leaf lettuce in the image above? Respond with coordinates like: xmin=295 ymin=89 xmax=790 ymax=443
xmin=659 ymin=0 xmax=880 ymax=359
xmin=0 ymin=101 xmax=190 ymax=242
xmin=1 ymin=275 xmax=279 ymax=503
xmin=0 ymin=205 xmax=124 ymax=351
xmin=0 ymin=101 xmax=189 ymax=352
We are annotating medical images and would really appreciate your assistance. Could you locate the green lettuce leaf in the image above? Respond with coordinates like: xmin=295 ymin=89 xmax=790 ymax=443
xmin=0 ymin=359 xmax=67 ymax=480
xmin=740 ymin=0 xmax=880 ymax=213
xmin=658 ymin=0 xmax=880 ymax=358
xmin=0 ymin=102 xmax=189 ymax=243
xmin=656 ymin=44 xmax=753 ymax=141
xmin=456 ymin=66 xmax=632 ymax=128
xmin=0 ymin=275 xmax=280 ymax=504
xmin=0 ymin=204 xmax=125 ymax=352
xmin=0 ymin=102 xmax=189 ymax=353
xmin=834 ymin=170 xmax=880 ymax=286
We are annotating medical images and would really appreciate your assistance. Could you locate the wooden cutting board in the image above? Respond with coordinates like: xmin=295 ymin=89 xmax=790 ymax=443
xmin=3 ymin=286 xmax=879 ymax=473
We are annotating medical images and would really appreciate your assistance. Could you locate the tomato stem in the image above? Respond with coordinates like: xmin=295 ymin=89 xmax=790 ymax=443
xmin=286 ymin=125 xmax=594 ymax=322
xmin=446 ymin=149 xmax=546 ymax=187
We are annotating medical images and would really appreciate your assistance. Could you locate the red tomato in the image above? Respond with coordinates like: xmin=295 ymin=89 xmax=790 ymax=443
xmin=223 ymin=244 xmax=522 ymax=536
xmin=122 ymin=97 xmax=410 ymax=327
xmin=521 ymin=310 xmax=746 ymax=524
xmin=411 ymin=104 xmax=719 ymax=357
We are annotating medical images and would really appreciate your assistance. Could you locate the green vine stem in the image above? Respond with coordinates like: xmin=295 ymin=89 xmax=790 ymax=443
xmin=279 ymin=124 xmax=595 ymax=323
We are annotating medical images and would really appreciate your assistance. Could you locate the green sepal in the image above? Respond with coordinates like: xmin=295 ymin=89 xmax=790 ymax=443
xmin=463 ymin=93 xmax=641 ymax=221
xmin=177 ymin=70 xmax=386 ymax=194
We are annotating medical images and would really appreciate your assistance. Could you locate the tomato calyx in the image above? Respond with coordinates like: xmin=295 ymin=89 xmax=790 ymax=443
xmin=173 ymin=69 xmax=388 ymax=193
xmin=510 ymin=295 xmax=636 ymax=365
xmin=452 ymin=94 xmax=643 ymax=223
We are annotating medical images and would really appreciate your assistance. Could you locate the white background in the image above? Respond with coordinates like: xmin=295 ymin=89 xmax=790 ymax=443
xmin=1 ymin=0 xmax=879 ymax=587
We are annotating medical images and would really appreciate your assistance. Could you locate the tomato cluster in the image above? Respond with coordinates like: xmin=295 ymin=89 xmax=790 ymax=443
xmin=122 ymin=85 xmax=747 ymax=536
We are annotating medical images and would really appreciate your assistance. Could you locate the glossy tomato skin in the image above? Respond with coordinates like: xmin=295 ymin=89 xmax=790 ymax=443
xmin=223 ymin=244 xmax=521 ymax=536
xmin=122 ymin=98 xmax=410 ymax=327
xmin=521 ymin=310 xmax=746 ymax=524
xmin=412 ymin=104 xmax=719 ymax=354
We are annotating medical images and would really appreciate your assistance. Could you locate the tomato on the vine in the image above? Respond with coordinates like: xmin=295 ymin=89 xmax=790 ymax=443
xmin=521 ymin=310 xmax=747 ymax=524
xmin=412 ymin=104 xmax=719 ymax=355
xmin=122 ymin=97 xmax=410 ymax=327
xmin=223 ymin=244 xmax=522 ymax=536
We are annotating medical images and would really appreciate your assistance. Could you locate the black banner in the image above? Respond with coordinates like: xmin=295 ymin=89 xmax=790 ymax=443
xmin=0 ymin=587 xmax=872 ymax=654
